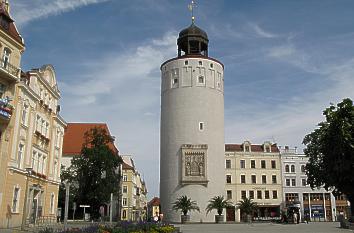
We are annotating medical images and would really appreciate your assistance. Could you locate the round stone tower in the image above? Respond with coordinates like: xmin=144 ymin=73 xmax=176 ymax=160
xmin=160 ymin=22 xmax=225 ymax=222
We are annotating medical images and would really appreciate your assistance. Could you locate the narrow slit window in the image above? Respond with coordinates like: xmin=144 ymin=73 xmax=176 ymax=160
xmin=199 ymin=122 xmax=204 ymax=131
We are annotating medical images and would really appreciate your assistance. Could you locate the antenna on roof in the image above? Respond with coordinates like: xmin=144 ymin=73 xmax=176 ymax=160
xmin=188 ymin=0 xmax=197 ymax=24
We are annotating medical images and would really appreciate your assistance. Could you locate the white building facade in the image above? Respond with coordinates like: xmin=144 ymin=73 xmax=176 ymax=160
xmin=280 ymin=146 xmax=349 ymax=221
xmin=160 ymin=22 xmax=225 ymax=222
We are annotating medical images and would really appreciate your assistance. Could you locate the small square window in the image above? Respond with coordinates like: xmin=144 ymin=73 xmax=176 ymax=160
xmin=210 ymin=63 xmax=213 ymax=68
xmin=173 ymin=78 xmax=178 ymax=84
xmin=198 ymin=61 xmax=202 ymax=66
xmin=185 ymin=60 xmax=188 ymax=65
xmin=198 ymin=76 xmax=204 ymax=84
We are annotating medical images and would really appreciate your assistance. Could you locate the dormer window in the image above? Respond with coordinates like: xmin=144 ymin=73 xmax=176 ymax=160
xmin=245 ymin=145 xmax=250 ymax=152
xmin=198 ymin=61 xmax=203 ymax=66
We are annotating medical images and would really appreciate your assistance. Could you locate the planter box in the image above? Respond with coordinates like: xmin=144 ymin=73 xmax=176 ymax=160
xmin=181 ymin=215 xmax=190 ymax=224
xmin=215 ymin=215 xmax=224 ymax=223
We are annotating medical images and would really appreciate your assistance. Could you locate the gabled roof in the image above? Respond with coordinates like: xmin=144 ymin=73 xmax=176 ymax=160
xmin=122 ymin=162 xmax=134 ymax=170
xmin=225 ymin=143 xmax=279 ymax=152
xmin=148 ymin=197 xmax=160 ymax=206
xmin=0 ymin=5 xmax=24 ymax=45
xmin=62 ymin=123 xmax=119 ymax=156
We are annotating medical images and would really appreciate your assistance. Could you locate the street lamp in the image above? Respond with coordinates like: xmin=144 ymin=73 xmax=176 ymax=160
xmin=21 ymin=167 xmax=32 ymax=230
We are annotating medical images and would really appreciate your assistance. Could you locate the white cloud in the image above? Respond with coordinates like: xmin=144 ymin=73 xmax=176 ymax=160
xmin=249 ymin=23 xmax=278 ymax=38
xmin=11 ymin=0 xmax=110 ymax=26
xmin=59 ymin=31 xmax=177 ymax=198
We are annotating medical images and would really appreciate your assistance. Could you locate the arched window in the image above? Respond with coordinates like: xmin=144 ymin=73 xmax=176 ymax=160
xmin=285 ymin=165 xmax=289 ymax=173
xmin=291 ymin=165 xmax=295 ymax=173
xmin=301 ymin=165 xmax=306 ymax=173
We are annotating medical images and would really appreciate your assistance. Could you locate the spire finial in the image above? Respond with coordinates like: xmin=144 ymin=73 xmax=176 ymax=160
xmin=188 ymin=0 xmax=197 ymax=24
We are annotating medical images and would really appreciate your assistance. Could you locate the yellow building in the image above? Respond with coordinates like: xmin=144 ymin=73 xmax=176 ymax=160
xmin=121 ymin=155 xmax=148 ymax=221
xmin=0 ymin=4 xmax=67 ymax=227
xmin=225 ymin=141 xmax=283 ymax=222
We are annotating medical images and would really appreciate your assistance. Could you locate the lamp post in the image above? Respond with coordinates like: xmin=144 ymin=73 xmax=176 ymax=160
xmin=21 ymin=168 xmax=32 ymax=231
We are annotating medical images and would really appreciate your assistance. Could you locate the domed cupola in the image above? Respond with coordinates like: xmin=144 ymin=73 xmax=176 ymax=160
xmin=177 ymin=23 xmax=209 ymax=57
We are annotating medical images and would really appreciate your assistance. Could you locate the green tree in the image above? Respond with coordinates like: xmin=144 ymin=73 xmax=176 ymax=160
xmin=205 ymin=196 xmax=232 ymax=216
xmin=69 ymin=127 xmax=122 ymax=219
xmin=236 ymin=198 xmax=258 ymax=222
xmin=172 ymin=195 xmax=200 ymax=216
xmin=303 ymin=98 xmax=354 ymax=218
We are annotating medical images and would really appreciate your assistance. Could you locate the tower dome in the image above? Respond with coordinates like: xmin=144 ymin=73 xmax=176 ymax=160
xmin=177 ymin=23 xmax=209 ymax=57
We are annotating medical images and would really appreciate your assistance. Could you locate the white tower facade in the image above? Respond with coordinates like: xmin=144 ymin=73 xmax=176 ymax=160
xmin=160 ymin=23 xmax=225 ymax=222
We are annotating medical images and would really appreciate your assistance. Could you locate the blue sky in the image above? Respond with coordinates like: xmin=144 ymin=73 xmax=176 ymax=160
xmin=11 ymin=0 xmax=354 ymax=198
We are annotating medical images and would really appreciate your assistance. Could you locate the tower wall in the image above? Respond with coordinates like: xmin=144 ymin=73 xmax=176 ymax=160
xmin=160 ymin=57 xmax=225 ymax=222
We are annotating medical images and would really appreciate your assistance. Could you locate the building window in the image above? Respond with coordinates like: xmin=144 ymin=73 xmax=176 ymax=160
xmin=250 ymin=160 xmax=255 ymax=168
xmin=122 ymin=210 xmax=127 ymax=218
xmin=2 ymin=47 xmax=11 ymax=69
xmin=210 ymin=63 xmax=213 ymax=68
xmin=285 ymin=193 xmax=299 ymax=202
xmin=21 ymin=104 xmax=29 ymax=125
xmin=198 ymin=76 xmax=204 ymax=84
xmin=227 ymin=190 xmax=232 ymax=199
xmin=273 ymin=190 xmax=278 ymax=199
xmin=262 ymin=175 xmax=267 ymax=184
xmin=226 ymin=175 xmax=231 ymax=184
xmin=53 ymin=159 xmax=58 ymax=179
xmin=249 ymin=190 xmax=254 ymax=199
xmin=184 ymin=60 xmax=188 ymax=65
xmin=301 ymin=165 xmax=306 ymax=173
xmin=271 ymin=160 xmax=276 ymax=169
xmin=17 ymin=143 xmax=24 ymax=169
xmin=265 ymin=190 xmax=270 ymax=199
xmin=272 ymin=175 xmax=277 ymax=184
xmin=198 ymin=61 xmax=202 ymax=66
xmin=251 ymin=175 xmax=256 ymax=184
xmin=302 ymin=178 xmax=307 ymax=186
xmin=225 ymin=159 xmax=231 ymax=169
xmin=265 ymin=146 xmax=271 ymax=152
xmin=286 ymin=179 xmax=290 ymax=187
xmin=291 ymin=179 xmax=296 ymax=186
xmin=240 ymin=160 xmax=245 ymax=168
xmin=245 ymin=145 xmax=250 ymax=152
xmin=199 ymin=122 xmax=204 ymax=131
xmin=261 ymin=160 xmax=266 ymax=169
xmin=123 ymin=186 xmax=127 ymax=193
xmin=240 ymin=175 xmax=245 ymax=184
xmin=50 ymin=193 xmax=55 ymax=214
xmin=173 ymin=78 xmax=178 ymax=85
xmin=241 ymin=190 xmax=246 ymax=199
xmin=12 ymin=187 xmax=20 ymax=213
xmin=122 ymin=198 xmax=127 ymax=206
xmin=285 ymin=165 xmax=289 ymax=173
xmin=291 ymin=165 xmax=295 ymax=173
xmin=123 ymin=175 xmax=127 ymax=181
xmin=257 ymin=190 xmax=262 ymax=199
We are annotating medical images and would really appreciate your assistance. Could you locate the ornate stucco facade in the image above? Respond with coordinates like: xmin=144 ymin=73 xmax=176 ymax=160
xmin=225 ymin=141 xmax=283 ymax=222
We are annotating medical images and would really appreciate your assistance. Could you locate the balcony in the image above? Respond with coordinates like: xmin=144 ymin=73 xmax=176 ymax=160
xmin=0 ymin=97 xmax=13 ymax=121
xmin=0 ymin=60 xmax=20 ymax=81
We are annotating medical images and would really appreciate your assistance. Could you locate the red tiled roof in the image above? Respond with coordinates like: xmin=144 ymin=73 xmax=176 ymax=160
xmin=62 ymin=123 xmax=119 ymax=156
xmin=148 ymin=197 xmax=160 ymax=206
xmin=0 ymin=6 xmax=24 ymax=45
xmin=225 ymin=143 xmax=279 ymax=152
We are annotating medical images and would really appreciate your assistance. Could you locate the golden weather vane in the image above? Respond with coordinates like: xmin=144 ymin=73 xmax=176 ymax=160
xmin=188 ymin=0 xmax=197 ymax=24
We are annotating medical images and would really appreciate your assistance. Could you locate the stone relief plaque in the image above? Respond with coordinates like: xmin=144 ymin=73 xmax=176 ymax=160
xmin=181 ymin=144 xmax=208 ymax=186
